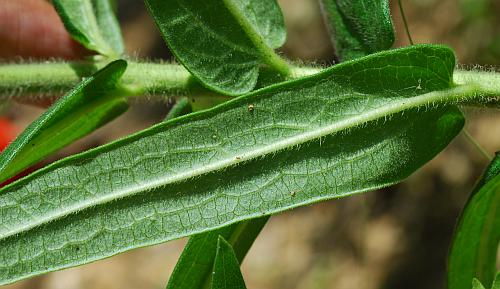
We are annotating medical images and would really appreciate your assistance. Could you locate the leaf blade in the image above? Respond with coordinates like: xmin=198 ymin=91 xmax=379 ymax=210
xmin=448 ymin=154 xmax=500 ymax=289
xmin=143 ymin=0 xmax=287 ymax=95
xmin=493 ymin=272 xmax=500 ymax=289
xmin=224 ymin=0 xmax=286 ymax=49
xmin=212 ymin=236 xmax=247 ymax=289
xmin=166 ymin=217 xmax=268 ymax=289
xmin=321 ymin=0 xmax=395 ymax=61
xmin=0 ymin=60 xmax=129 ymax=184
xmin=93 ymin=0 xmax=125 ymax=55
xmin=473 ymin=278 xmax=487 ymax=289
xmin=0 ymin=46 xmax=463 ymax=285
xmin=52 ymin=0 xmax=124 ymax=57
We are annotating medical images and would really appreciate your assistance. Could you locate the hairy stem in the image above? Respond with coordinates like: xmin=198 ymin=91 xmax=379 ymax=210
xmin=453 ymin=70 xmax=500 ymax=107
xmin=1 ymin=61 xmax=500 ymax=108
xmin=0 ymin=61 xmax=199 ymax=100
xmin=0 ymin=61 xmax=319 ymax=102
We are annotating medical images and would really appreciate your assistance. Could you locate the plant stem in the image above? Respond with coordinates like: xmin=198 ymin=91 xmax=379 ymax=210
xmin=1 ymin=60 xmax=500 ymax=107
xmin=0 ymin=61 xmax=201 ymax=100
xmin=398 ymin=0 xmax=414 ymax=45
xmin=222 ymin=0 xmax=292 ymax=77
xmin=0 ymin=61 xmax=320 ymax=102
xmin=453 ymin=70 xmax=500 ymax=107
xmin=463 ymin=129 xmax=493 ymax=161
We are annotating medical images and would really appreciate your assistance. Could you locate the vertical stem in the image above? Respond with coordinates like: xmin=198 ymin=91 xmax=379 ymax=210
xmin=398 ymin=0 xmax=414 ymax=45
xmin=463 ymin=129 xmax=493 ymax=161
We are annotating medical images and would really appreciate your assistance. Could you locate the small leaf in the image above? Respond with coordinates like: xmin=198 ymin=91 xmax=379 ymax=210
xmin=493 ymin=273 xmax=500 ymax=289
xmin=0 ymin=46 xmax=464 ymax=285
xmin=473 ymin=278 xmax=487 ymax=289
xmin=0 ymin=60 xmax=129 ymax=184
xmin=212 ymin=236 xmax=247 ymax=289
xmin=166 ymin=217 xmax=268 ymax=289
xmin=448 ymin=154 xmax=500 ymax=289
xmin=320 ymin=0 xmax=395 ymax=61
xmin=144 ymin=0 xmax=287 ymax=95
xmin=52 ymin=0 xmax=124 ymax=57
xmin=164 ymin=97 xmax=192 ymax=121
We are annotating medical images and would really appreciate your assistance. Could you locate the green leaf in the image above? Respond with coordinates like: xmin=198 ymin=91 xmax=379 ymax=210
xmin=493 ymin=273 xmax=500 ymax=289
xmin=0 ymin=45 xmax=463 ymax=285
xmin=448 ymin=154 xmax=500 ymax=289
xmin=320 ymin=0 xmax=395 ymax=61
xmin=0 ymin=60 xmax=129 ymax=184
xmin=52 ymin=0 xmax=124 ymax=57
xmin=166 ymin=100 xmax=264 ymax=289
xmin=212 ymin=236 xmax=247 ymax=289
xmin=474 ymin=278 xmax=487 ymax=289
xmin=222 ymin=0 xmax=286 ymax=49
xmin=166 ymin=217 xmax=268 ymax=289
xmin=471 ymin=275 xmax=500 ymax=289
xmin=144 ymin=0 xmax=288 ymax=95
xmin=165 ymin=97 xmax=193 ymax=121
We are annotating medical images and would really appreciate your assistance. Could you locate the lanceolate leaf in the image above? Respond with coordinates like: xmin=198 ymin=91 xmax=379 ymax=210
xmin=144 ymin=0 xmax=287 ymax=95
xmin=320 ymin=0 xmax=395 ymax=61
xmin=52 ymin=0 xmax=124 ymax=57
xmin=448 ymin=154 xmax=500 ymax=289
xmin=212 ymin=237 xmax=248 ymax=289
xmin=0 ymin=46 xmax=463 ymax=285
xmin=0 ymin=60 xmax=129 ymax=184
xmin=166 ymin=217 xmax=268 ymax=289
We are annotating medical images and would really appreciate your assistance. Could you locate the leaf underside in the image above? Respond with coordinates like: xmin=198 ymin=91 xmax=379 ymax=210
xmin=144 ymin=0 xmax=286 ymax=95
xmin=0 ymin=45 xmax=463 ymax=285
xmin=52 ymin=0 xmax=124 ymax=57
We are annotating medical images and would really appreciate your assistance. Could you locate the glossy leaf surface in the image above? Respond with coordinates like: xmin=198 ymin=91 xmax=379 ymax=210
xmin=0 ymin=46 xmax=463 ymax=285
xmin=212 ymin=237 xmax=247 ymax=289
xmin=321 ymin=0 xmax=395 ymax=61
xmin=144 ymin=0 xmax=286 ymax=95
xmin=166 ymin=217 xmax=268 ymax=289
xmin=0 ymin=60 xmax=129 ymax=184
xmin=52 ymin=0 xmax=124 ymax=57
xmin=448 ymin=154 xmax=500 ymax=289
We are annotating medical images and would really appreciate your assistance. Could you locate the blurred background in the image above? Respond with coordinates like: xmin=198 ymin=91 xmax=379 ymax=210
xmin=2 ymin=0 xmax=500 ymax=288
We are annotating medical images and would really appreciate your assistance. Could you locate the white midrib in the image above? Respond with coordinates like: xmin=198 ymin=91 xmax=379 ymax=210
xmin=0 ymin=84 xmax=478 ymax=241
